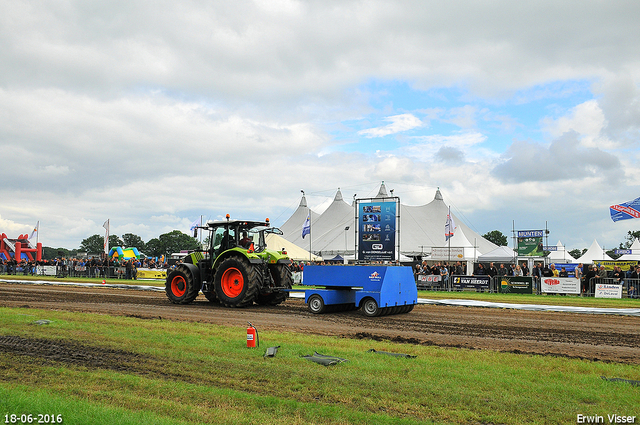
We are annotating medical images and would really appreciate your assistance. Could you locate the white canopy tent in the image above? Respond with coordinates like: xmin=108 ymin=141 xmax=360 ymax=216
xmin=547 ymin=240 xmax=577 ymax=263
xmin=617 ymin=239 xmax=640 ymax=261
xmin=576 ymin=239 xmax=612 ymax=263
xmin=265 ymin=233 xmax=322 ymax=262
xmin=477 ymin=246 xmax=517 ymax=263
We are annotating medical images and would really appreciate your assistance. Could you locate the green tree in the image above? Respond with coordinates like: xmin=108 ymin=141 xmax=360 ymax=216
xmin=482 ymin=230 xmax=508 ymax=246
xmin=122 ymin=233 xmax=145 ymax=252
xmin=79 ymin=235 xmax=104 ymax=253
xmin=568 ymin=248 xmax=587 ymax=259
xmin=79 ymin=234 xmax=123 ymax=254
xmin=619 ymin=230 xmax=640 ymax=249
xmin=144 ymin=230 xmax=198 ymax=258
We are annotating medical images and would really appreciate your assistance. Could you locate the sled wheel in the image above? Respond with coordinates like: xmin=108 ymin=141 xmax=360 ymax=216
xmin=307 ymin=294 xmax=326 ymax=314
xmin=362 ymin=297 xmax=381 ymax=317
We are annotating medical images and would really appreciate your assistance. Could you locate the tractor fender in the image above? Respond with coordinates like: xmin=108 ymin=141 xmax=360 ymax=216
xmin=179 ymin=262 xmax=201 ymax=284
xmin=277 ymin=259 xmax=292 ymax=265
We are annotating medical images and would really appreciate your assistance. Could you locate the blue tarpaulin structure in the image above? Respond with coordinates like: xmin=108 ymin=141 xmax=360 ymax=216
xmin=610 ymin=196 xmax=640 ymax=222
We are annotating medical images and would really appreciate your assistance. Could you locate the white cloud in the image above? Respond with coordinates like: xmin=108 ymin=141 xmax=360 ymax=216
xmin=358 ymin=113 xmax=422 ymax=138
xmin=541 ymin=100 xmax=613 ymax=148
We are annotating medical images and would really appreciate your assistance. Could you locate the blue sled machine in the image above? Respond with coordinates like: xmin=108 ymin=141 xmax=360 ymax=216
xmin=302 ymin=265 xmax=418 ymax=317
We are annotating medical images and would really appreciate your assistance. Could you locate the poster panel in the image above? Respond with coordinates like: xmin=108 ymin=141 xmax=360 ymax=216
xmin=452 ymin=275 xmax=490 ymax=290
xmin=498 ymin=276 xmax=533 ymax=294
xmin=595 ymin=260 xmax=639 ymax=271
xmin=416 ymin=274 xmax=441 ymax=288
xmin=541 ymin=276 xmax=580 ymax=294
xmin=358 ymin=200 xmax=396 ymax=262
xmin=594 ymin=283 xmax=623 ymax=298
xmin=517 ymin=230 xmax=544 ymax=257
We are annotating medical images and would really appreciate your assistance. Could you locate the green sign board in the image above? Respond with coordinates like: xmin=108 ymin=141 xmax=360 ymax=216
xmin=498 ymin=276 xmax=533 ymax=294
xmin=517 ymin=230 xmax=544 ymax=257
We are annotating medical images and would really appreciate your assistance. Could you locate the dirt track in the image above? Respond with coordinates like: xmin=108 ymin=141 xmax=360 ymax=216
xmin=1 ymin=282 xmax=639 ymax=364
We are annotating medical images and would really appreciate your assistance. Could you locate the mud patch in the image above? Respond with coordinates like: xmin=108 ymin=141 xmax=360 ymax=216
xmin=0 ymin=335 xmax=142 ymax=372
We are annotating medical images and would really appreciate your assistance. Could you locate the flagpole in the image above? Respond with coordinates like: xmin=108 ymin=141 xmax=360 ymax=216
xmin=448 ymin=206 xmax=451 ymax=262
xmin=309 ymin=207 xmax=312 ymax=262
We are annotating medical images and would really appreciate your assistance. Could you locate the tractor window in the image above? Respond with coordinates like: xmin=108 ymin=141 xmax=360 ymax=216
xmin=248 ymin=227 xmax=266 ymax=252
xmin=212 ymin=227 xmax=236 ymax=254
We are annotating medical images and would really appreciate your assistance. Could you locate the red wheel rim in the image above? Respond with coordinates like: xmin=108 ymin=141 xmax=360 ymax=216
xmin=171 ymin=275 xmax=186 ymax=297
xmin=221 ymin=267 xmax=244 ymax=298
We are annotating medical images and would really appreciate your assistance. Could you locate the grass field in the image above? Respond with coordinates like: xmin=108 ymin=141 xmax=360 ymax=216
xmin=0 ymin=306 xmax=638 ymax=424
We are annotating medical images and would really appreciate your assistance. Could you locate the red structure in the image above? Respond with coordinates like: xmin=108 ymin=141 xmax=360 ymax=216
xmin=0 ymin=233 xmax=42 ymax=262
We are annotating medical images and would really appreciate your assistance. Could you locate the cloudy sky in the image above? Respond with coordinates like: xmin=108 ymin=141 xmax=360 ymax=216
xmin=1 ymin=0 xmax=640 ymax=252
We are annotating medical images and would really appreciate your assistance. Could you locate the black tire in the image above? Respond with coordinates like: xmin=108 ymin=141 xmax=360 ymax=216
xmin=307 ymin=294 xmax=326 ymax=314
xmin=165 ymin=265 xmax=200 ymax=304
xmin=256 ymin=264 xmax=292 ymax=306
xmin=361 ymin=297 xmax=381 ymax=317
xmin=214 ymin=257 xmax=259 ymax=307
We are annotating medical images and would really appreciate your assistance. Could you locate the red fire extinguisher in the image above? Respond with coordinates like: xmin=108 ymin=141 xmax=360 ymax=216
xmin=247 ymin=322 xmax=259 ymax=348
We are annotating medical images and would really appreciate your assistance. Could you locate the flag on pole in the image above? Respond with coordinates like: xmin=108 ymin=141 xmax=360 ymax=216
xmin=29 ymin=221 xmax=39 ymax=241
xmin=445 ymin=207 xmax=456 ymax=241
xmin=302 ymin=212 xmax=311 ymax=239
xmin=610 ymin=196 xmax=640 ymax=222
xmin=190 ymin=218 xmax=199 ymax=238
xmin=103 ymin=219 xmax=110 ymax=254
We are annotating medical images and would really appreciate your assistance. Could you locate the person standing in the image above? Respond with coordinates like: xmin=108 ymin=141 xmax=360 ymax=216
xmin=521 ymin=262 xmax=529 ymax=276
xmin=574 ymin=263 xmax=584 ymax=295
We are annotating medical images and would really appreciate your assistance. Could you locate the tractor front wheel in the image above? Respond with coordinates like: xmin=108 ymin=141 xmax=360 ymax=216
xmin=214 ymin=257 xmax=259 ymax=307
xmin=165 ymin=265 xmax=200 ymax=304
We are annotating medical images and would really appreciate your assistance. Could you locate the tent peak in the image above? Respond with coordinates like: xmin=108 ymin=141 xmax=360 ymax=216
xmin=299 ymin=194 xmax=308 ymax=208
xmin=434 ymin=188 xmax=443 ymax=201
xmin=334 ymin=188 xmax=343 ymax=202
xmin=375 ymin=181 xmax=389 ymax=198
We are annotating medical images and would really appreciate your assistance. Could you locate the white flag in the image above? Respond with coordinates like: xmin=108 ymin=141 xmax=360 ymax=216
xmin=103 ymin=219 xmax=110 ymax=254
xmin=29 ymin=221 xmax=39 ymax=241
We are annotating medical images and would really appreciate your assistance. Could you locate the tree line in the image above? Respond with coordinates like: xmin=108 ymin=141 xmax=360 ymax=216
xmin=41 ymin=230 xmax=200 ymax=260
xmin=482 ymin=230 xmax=640 ymax=260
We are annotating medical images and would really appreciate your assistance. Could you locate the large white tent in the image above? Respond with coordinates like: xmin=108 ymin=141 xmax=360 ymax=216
xmin=279 ymin=183 xmax=497 ymax=260
xmin=576 ymin=239 xmax=613 ymax=263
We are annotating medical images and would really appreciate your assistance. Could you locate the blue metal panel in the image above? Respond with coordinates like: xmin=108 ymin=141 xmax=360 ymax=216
xmin=302 ymin=265 xmax=417 ymax=307
xmin=304 ymin=289 xmax=356 ymax=305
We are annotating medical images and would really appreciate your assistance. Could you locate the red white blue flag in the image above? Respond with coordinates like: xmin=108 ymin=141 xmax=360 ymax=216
xmin=610 ymin=197 xmax=640 ymax=222
xmin=445 ymin=207 xmax=456 ymax=241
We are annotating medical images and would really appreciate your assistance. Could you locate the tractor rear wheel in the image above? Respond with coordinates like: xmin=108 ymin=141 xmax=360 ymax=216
xmin=256 ymin=264 xmax=292 ymax=306
xmin=165 ymin=265 xmax=200 ymax=304
xmin=214 ymin=257 xmax=259 ymax=307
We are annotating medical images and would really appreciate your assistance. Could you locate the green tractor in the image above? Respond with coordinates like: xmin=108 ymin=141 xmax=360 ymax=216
xmin=165 ymin=216 xmax=293 ymax=308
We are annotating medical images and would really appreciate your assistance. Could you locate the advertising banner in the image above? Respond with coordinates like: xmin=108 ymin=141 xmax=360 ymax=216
xmin=451 ymin=275 xmax=490 ymax=291
xmin=430 ymin=247 xmax=464 ymax=260
xmin=517 ymin=230 xmax=544 ymax=257
xmin=358 ymin=200 xmax=397 ymax=262
xmin=594 ymin=283 xmax=623 ymax=299
xmin=498 ymin=276 xmax=533 ymax=294
xmin=541 ymin=276 xmax=580 ymax=294
xmin=594 ymin=260 xmax=639 ymax=271
xmin=416 ymin=274 xmax=441 ymax=288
